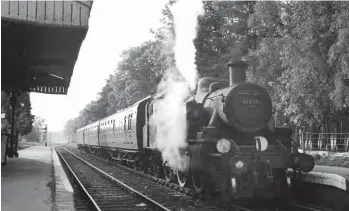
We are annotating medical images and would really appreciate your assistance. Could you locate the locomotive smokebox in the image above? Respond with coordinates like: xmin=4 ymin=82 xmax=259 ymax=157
xmin=227 ymin=60 xmax=248 ymax=86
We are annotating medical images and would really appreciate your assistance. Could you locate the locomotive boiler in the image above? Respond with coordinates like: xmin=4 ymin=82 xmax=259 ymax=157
xmin=76 ymin=60 xmax=315 ymax=203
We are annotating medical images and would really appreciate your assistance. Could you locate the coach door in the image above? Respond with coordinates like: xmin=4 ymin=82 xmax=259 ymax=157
xmin=97 ymin=123 xmax=100 ymax=146
xmin=83 ymin=130 xmax=85 ymax=144
xmin=124 ymin=115 xmax=128 ymax=145
xmin=128 ymin=114 xmax=133 ymax=144
xmin=124 ymin=114 xmax=132 ymax=145
xmin=143 ymin=101 xmax=151 ymax=148
xmin=148 ymin=102 xmax=157 ymax=148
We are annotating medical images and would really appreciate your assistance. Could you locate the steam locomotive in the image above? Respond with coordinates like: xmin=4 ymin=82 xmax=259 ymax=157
xmin=76 ymin=60 xmax=315 ymax=201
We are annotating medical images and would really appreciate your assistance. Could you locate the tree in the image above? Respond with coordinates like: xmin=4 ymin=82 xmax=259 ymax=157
xmin=248 ymin=1 xmax=348 ymax=126
xmin=194 ymin=1 xmax=256 ymax=78
xmin=1 ymin=91 xmax=34 ymax=136
xmin=22 ymin=117 xmax=46 ymax=142
xmin=63 ymin=119 xmax=81 ymax=143
xmin=246 ymin=1 xmax=349 ymax=150
xmin=109 ymin=40 xmax=168 ymax=110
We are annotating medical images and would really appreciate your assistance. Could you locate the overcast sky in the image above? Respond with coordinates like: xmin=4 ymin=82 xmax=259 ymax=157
xmin=30 ymin=0 xmax=167 ymax=132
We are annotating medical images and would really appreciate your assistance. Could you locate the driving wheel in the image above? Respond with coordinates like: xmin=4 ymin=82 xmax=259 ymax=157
xmin=163 ymin=164 xmax=174 ymax=182
xmin=192 ymin=172 xmax=205 ymax=193
xmin=177 ymin=170 xmax=189 ymax=188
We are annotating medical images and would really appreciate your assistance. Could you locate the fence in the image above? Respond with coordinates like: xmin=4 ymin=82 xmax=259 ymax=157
xmin=296 ymin=132 xmax=349 ymax=152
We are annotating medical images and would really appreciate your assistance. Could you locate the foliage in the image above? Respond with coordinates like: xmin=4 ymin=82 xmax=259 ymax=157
xmin=21 ymin=116 xmax=46 ymax=142
xmin=310 ymin=151 xmax=349 ymax=168
xmin=194 ymin=1 xmax=256 ymax=78
xmin=248 ymin=1 xmax=349 ymax=132
xmin=109 ymin=42 xmax=162 ymax=109
xmin=63 ymin=118 xmax=80 ymax=143
xmin=1 ymin=91 xmax=34 ymax=135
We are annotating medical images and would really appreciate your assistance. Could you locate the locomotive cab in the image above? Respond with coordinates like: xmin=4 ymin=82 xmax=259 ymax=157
xmin=195 ymin=77 xmax=228 ymax=102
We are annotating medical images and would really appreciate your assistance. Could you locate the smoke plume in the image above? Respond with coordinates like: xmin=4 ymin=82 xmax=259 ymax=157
xmin=150 ymin=0 xmax=205 ymax=172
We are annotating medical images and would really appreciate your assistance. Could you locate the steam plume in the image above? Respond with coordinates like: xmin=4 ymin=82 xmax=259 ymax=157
xmin=150 ymin=0 xmax=205 ymax=172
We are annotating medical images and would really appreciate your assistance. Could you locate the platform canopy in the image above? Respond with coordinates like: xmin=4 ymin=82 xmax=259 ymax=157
xmin=1 ymin=1 xmax=93 ymax=95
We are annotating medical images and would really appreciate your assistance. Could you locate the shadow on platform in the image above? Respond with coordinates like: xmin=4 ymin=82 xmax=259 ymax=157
xmin=1 ymin=146 xmax=53 ymax=211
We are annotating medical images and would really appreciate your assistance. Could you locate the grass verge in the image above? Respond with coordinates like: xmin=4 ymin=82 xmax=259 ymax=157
xmin=307 ymin=151 xmax=349 ymax=168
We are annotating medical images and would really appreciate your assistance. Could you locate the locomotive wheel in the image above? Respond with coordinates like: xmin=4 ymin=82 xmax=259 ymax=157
xmin=126 ymin=160 xmax=133 ymax=168
xmin=192 ymin=172 xmax=205 ymax=194
xmin=163 ymin=165 xmax=174 ymax=182
xmin=145 ymin=160 xmax=163 ymax=178
xmin=89 ymin=147 xmax=96 ymax=155
xmin=273 ymin=170 xmax=292 ymax=207
xmin=132 ymin=161 xmax=138 ymax=171
xmin=176 ymin=170 xmax=189 ymax=188
xmin=151 ymin=163 xmax=163 ymax=178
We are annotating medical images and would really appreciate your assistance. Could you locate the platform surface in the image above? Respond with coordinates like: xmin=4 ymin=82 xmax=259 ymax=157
xmin=1 ymin=146 xmax=53 ymax=211
xmin=287 ymin=164 xmax=349 ymax=192
xmin=1 ymin=146 xmax=75 ymax=211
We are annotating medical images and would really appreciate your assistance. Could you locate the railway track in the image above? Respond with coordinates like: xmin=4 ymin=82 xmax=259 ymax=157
xmin=56 ymin=147 xmax=170 ymax=211
xmin=55 ymin=146 xmax=222 ymax=211
xmin=58 ymin=145 xmax=325 ymax=211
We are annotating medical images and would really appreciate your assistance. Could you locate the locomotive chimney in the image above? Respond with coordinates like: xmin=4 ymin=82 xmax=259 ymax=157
xmin=227 ymin=60 xmax=248 ymax=86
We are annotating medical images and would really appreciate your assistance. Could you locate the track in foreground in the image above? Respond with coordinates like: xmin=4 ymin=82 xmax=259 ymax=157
xmin=61 ymin=145 xmax=326 ymax=211
xmin=56 ymin=146 xmax=224 ymax=211
xmin=56 ymin=146 xmax=172 ymax=211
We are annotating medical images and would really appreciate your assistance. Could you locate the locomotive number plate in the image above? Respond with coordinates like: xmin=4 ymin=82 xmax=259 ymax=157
xmin=238 ymin=93 xmax=265 ymax=106
xmin=242 ymin=99 xmax=261 ymax=106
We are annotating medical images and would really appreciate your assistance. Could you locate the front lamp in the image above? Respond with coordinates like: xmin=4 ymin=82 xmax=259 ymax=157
xmin=254 ymin=136 xmax=268 ymax=151
xmin=235 ymin=160 xmax=244 ymax=169
xmin=216 ymin=138 xmax=231 ymax=153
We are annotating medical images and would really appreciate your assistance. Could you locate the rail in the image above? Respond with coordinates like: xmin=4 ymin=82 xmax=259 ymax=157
xmin=56 ymin=146 xmax=171 ymax=211
xmin=55 ymin=147 xmax=102 ymax=211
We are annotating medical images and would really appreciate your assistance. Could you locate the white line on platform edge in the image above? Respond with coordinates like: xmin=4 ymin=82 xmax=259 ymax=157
xmin=302 ymin=172 xmax=347 ymax=191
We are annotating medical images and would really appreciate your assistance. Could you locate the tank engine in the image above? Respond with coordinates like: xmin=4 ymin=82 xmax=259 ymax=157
xmin=183 ymin=61 xmax=315 ymax=200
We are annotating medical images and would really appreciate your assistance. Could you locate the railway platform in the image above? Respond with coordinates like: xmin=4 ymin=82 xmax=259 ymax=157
xmin=312 ymin=165 xmax=349 ymax=192
xmin=288 ymin=164 xmax=349 ymax=192
xmin=1 ymin=146 xmax=75 ymax=211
